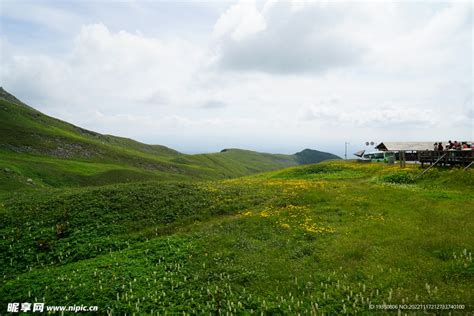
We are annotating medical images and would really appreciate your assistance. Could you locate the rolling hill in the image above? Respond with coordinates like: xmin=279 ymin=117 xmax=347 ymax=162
xmin=0 ymin=87 xmax=339 ymax=190
xmin=1 ymin=160 xmax=472 ymax=314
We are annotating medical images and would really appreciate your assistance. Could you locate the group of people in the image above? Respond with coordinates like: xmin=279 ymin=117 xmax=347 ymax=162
xmin=434 ymin=141 xmax=472 ymax=151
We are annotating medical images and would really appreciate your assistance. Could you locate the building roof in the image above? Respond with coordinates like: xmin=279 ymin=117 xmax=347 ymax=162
xmin=375 ymin=142 xmax=444 ymax=151
xmin=353 ymin=150 xmax=365 ymax=157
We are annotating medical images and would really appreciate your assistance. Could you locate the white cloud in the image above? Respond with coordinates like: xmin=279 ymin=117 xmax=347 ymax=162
xmin=213 ymin=0 xmax=367 ymax=74
xmin=1 ymin=1 xmax=472 ymax=156
xmin=200 ymin=100 xmax=227 ymax=109
xmin=367 ymin=2 xmax=472 ymax=76
xmin=213 ymin=0 xmax=266 ymax=41
xmin=300 ymin=104 xmax=438 ymax=128
xmin=0 ymin=1 xmax=83 ymax=33
xmin=212 ymin=1 xmax=472 ymax=78
xmin=2 ymin=23 xmax=205 ymax=111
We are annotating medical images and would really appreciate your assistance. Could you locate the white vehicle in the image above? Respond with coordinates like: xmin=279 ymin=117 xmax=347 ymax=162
xmin=356 ymin=150 xmax=395 ymax=163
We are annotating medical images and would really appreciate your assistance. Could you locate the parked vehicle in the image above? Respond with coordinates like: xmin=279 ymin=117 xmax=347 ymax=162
xmin=362 ymin=151 xmax=395 ymax=163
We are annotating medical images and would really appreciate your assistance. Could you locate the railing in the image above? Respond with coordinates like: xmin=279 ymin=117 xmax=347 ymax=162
xmin=418 ymin=150 xmax=473 ymax=166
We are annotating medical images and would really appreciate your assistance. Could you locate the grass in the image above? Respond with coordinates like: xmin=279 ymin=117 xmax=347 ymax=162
xmin=1 ymin=160 xmax=472 ymax=314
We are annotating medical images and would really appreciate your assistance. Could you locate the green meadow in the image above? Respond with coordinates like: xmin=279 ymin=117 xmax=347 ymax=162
xmin=1 ymin=161 xmax=472 ymax=314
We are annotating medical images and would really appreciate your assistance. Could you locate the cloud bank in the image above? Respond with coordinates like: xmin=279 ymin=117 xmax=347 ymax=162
xmin=0 ymin=1 xmax=472 ymax=156
xmin=214 ymin=1 xmax=366 ymax=74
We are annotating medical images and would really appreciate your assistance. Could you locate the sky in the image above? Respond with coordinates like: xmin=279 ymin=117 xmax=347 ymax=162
xmin=0 ymin=0 xmax=472 ymax=157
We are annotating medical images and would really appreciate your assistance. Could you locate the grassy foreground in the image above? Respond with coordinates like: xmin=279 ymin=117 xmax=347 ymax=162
xmin=1 ymin=160 xmax=473 ymax=314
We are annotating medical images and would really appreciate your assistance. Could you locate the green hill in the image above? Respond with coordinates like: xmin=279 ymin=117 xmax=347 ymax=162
xmin=1 ymin=160 xmax=472 ymax=314
xmin=0 ymin=87 xmax=339 ymax=191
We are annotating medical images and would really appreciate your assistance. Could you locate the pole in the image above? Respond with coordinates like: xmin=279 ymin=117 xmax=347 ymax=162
xmin=415 ymin=152 xmax=447 ymax=179
xmin=464 ymin=161 xmax=474 ymax=171
xmin=344 ymin=142 xmax=349 ymax=160
xmin=399 ymin=151 xmax=406 ymax=168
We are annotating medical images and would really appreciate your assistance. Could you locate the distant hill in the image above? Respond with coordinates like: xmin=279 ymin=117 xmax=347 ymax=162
xmin=0 ymin=88 xmax=340 ymax=190
xmin=295 ymin=148 xmax=340 ymax=164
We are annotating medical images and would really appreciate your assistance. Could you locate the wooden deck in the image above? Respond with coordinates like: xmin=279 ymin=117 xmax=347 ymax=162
xmin=416 ymin=150 xmax=474 ymax=167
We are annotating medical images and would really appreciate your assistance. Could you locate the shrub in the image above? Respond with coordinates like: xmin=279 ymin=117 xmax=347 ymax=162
xmin=382 ymin=172 xmax=415 ymax=184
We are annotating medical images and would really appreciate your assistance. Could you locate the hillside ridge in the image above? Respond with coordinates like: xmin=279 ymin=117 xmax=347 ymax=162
xmin=0 ymin=88 xmax=340 ymax=189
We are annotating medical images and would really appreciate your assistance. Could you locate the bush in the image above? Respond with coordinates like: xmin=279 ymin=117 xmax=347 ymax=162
xmin=383 ymin=172 xmax=415 ymax=184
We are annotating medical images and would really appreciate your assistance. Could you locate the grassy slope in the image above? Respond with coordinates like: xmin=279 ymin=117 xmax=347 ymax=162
xmin=0 ymin=89 xmax=339 ymax=190
xmin=1 ymin=161 xmax=472 ymax=314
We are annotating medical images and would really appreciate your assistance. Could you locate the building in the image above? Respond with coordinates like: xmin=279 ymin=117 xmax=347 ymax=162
xmin=372 ymin=141 xmax=473 ymax=167
xmin=374 ymin=142 xmax=442 ymax=152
